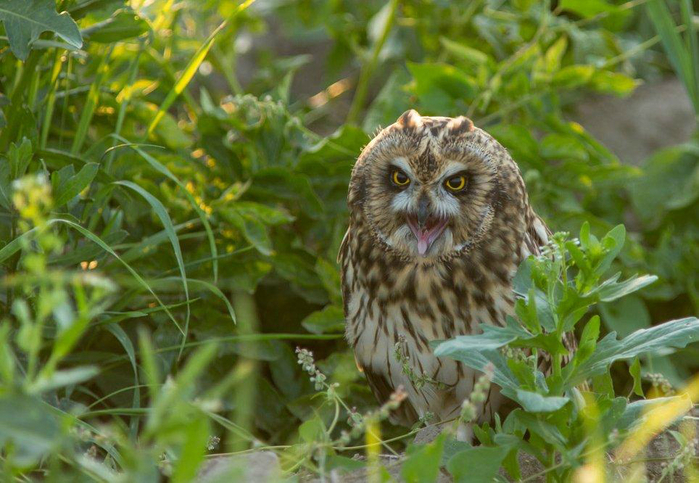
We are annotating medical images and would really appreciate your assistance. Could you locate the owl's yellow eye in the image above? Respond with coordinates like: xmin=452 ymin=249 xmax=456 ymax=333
xmin=445 ymin=175 xmax=467 ymax=192
xmin=391 ymin=170 xmax=411 ymax=187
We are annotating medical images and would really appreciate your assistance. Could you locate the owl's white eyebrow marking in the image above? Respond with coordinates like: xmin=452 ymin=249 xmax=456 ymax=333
xmin=439 ymin=161 xmax=469 ymax=180
xmin=391 ymin=157 xmax=414 ymax=177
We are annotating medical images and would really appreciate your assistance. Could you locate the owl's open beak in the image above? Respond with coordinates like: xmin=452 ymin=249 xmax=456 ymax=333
xmin=407 ymin=215 xmax=448 ymax=256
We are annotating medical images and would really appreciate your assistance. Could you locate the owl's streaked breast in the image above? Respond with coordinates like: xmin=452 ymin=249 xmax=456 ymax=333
xmin=340 ymin=219 xmax=518 ymax=425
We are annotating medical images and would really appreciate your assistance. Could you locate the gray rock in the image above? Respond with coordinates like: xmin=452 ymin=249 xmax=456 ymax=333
xmin=197 ymin=451 xmax=280 ymax=483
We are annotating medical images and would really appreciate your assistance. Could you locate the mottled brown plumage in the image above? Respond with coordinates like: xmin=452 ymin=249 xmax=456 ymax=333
xmin=338 ymin=110 xmax=551 ymax=431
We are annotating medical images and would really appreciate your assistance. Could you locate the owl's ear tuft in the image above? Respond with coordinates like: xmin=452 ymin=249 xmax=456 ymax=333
xmin=397 ymin=109 xmax=422 ymax=129
xmin=446 ymin=116 xmax=474 ymax=136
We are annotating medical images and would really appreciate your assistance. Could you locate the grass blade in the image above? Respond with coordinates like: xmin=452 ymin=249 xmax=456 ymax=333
xmin=153 ymin=276 xmax=235 ymax=324
xmin=114 ymin=180 xmax=190 ymax=354
xmin=646 ymin=0 xmax=697 ymax=112
xmin=53 ymin=218 xmax=184 ymax=335
xmin=71 ymin=45 xmax=113 ymax=155
xmin=105 ymin=324 xmax=140 ymax=438
xmin=146 ymin=21 xmax=227 ymax=136
xmin=118 ymin=139 xmax=218 ymax=283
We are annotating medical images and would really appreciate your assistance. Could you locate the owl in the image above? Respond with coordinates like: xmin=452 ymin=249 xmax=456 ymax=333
xmin=338 ymin=110 xmax=551 ymax=434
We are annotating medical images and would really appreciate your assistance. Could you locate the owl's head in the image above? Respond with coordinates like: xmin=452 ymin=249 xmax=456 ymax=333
xmin=348 ymin=110 xmax=527 ymax=261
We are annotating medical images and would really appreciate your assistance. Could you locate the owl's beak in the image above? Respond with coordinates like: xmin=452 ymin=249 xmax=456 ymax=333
xmin=407 ymin=214 xmax=448 ymax=256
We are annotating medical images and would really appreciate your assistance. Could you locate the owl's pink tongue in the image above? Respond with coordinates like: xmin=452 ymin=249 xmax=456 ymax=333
xmin=416 ymin=232 xmax=430 ymax=255
xmin=408 ymin=217 xmax=448 ymax=256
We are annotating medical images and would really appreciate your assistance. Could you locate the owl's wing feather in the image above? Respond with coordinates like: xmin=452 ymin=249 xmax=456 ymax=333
xmin=363 ymin=363 xmax=420 ymax=426
xmin=521 ymin=213 xmax=551 ymax=258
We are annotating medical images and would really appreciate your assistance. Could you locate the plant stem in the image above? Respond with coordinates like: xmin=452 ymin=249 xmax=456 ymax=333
xmin=229 ymin=290 xmax=259 ymax=454
xmin=345 ymin=0 xmax=399 ymax=125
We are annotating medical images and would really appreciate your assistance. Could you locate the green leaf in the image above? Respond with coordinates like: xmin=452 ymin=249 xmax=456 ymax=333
xmin=81 ymin=9 xmax=149 ymax=43
xmin=630 ymin=358 xmax=643 ymax=397
xmin=560 ymin=0 xmax=618 ymax=18
xmin=433 ymin=322 xmax=532 ymax=353
xmin=574 ymin=316 xmax=600 ymax=365
xmin=0 ymin=394 xmax=62 ymax=466
xmin=447 ymin=446 xmax=508 ymax=483
xmin=52 ymin=162 xmax=98 ymax=207
xmin=515 ymin=390 xmax=570 ymax=413
xmin=570 ymin=317 xmax=699 ymax=387
xmin=596 ymin=274 xmax=657 ymax=302
xmin=551 ymin=65 xmax=594 ymax=88
xmin=590 ymin=71 xmax=638 ymax=96
xmin=402 ymin=434 xmax=446 ymax=483
xmin=0 ymin=0 xmax=82 ymax=60
xmin=30 ymin=366 xmax=99 ymax=393
xmin=9 ymin=137 xmax=32 ymax=179
xmin=301 ymin=305 xmax=344 ymax=335
xmin=439 ymin=37 xmax=490 ymax=65
xmin=221 ymin=207 xmax=273 ymax=256
xmin=299 ymin=416 xmax=325 ymax=444
xmin=433 ymin=342 xmax=520 ymax=396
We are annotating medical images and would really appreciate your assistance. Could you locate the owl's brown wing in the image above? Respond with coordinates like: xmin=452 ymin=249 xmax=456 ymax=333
xmin=361 ymin=361 xmax=420 ymax=426
xmin=521 ymin=213 xmax=551 ymax=259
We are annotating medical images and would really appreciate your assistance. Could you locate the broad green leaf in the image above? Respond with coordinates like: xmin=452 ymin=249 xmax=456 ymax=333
xmin=447 ymin=446 xmax=508 ymax=483
xmin=596 ymin=274 xmax=657 ymax=302
xmin=433 ymin=343 xmax=519 ymax=396
xmin=515 ymin=390 xmax=569 ymax=413
xmin=30 ymin=366 xmax=99 ymax=393
xmin=299 ymin=416 xmax=325 ymax=443
xmin=221 ymin=207 xmax=273 ymax=256
xmin=0 ymin=0 xmax=82 ymax=60
xmin=432 ymin=322 xmax=532 ymax=352
xmin=81 ymin=9 xmax=149 ymax=43
xmin=570 ymin=317 xmax=699 ymax=387
xmin=0 ymin=394 xmax=62 ymax=465
xmin=53 ymin=162 xmax=99 ymax=207
xmin=402 ymin=434 xmax=446 ymax=483
xmin=301 ymin=305 xmax=344 ymax=334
